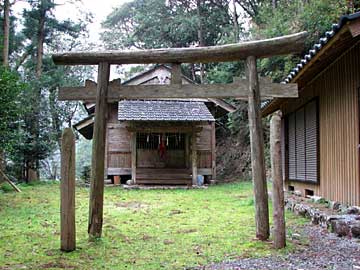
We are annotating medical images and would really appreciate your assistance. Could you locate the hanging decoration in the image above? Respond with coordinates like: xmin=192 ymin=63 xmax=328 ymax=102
xmin=158 ymin=134 xmax=166 ymax=159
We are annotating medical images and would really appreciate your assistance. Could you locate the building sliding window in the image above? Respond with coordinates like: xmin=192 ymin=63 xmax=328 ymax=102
xmin=286 ymin=99 xmax=319 ymax=183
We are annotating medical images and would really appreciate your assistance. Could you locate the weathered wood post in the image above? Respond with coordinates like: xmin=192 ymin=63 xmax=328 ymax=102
xmin=270 ymin=110 xmax=286 ymax=248
xmin=60 ymin=128 xmax=76 ymax=251
xmin=88 ymin=62 xmax=110 ymax=239
xmin=191 ymin=129 xmax=198 ymax=186
xmin=131 ymin=132 xmax=137 ymax=184
xmin=171 ymin=63 xmax=182 ymax=84
xmin=246 ymin=56 xmax=270 ymax=240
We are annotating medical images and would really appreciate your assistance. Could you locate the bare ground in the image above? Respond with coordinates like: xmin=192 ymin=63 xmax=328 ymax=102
xmin=216 ymin=131 xmax=252 ymax=181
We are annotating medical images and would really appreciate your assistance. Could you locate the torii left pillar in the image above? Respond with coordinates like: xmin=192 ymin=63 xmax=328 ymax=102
xmin=88 ymin=62 xmax=110 ymax=238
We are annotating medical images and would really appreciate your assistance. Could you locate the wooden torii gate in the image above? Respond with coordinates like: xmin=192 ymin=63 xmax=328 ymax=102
xmin=53 ymin=31 xmax=307 ymax=251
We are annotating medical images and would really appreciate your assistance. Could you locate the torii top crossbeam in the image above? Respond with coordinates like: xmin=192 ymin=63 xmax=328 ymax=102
xmin=52 ymin=32 xmax=307 ymax=65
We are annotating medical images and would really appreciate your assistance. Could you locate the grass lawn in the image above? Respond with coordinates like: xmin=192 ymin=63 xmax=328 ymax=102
xmin=0 ymin=181 xmax=306 ymax=270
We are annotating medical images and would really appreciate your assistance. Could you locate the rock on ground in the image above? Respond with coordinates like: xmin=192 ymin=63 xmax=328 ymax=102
xmin=197 ymin=225 xmax=360 ymax=270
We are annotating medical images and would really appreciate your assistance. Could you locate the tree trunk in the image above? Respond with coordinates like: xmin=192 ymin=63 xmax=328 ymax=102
xmin=270 ymin=110 xmax=286 ymax=248
xmin=196 ymin=0 xmax=205 ymax=83
xmin=191 ymin=64 xmax=196 ymax=81
xmin=272 ymin=0 xmax=277 ymax=9
xmin=27 ymin=0 xmax=47 ymax=182
xmin=27 ymin=164 xmax=39 ymax=182
xmin=49 ymin=86 xmax=62 ymax=148
xmin=246 ymin=55 xmax=270 ymax=240
xmin=36 ymin=3 xmax=46 ymax=78
xmin=0 ymin=151 xmax=5 ymax=183
xmin=15 ymin=49 xmax=30 ymax=71
xmin=232 ymin=0 xmax=240 ymax=42
xmin=0 ymin=0 xmax=10 ymax=179
xmin=2 ymin=0 xmax=10 ymax=67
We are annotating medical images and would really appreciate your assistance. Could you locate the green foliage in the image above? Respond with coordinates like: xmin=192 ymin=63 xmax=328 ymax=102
xmin=0 ymin=182 xmax=306 ymax=269
xmin=22 ymin=0 xmax=86 ymax=47
xmin=0 ymin=182 xmax=14 ymax=193
xmin=101 ymin=0 xmax=232 ymax=49
xmin=75 ymin=136 xmax=92 ymax=179
xmin=80 ymin=165 xmax=91 ymax=183
xmin=253 ymin=0 xmax=354 ymax=81
xmin=0 ymin=67 xmax=25 ymax=153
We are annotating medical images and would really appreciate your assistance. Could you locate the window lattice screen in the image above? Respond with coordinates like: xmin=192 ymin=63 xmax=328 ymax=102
xmin=286 ymin=99 xmax=318 ymax=183
xmin=136 ymin=133 xmax=185 ymax=150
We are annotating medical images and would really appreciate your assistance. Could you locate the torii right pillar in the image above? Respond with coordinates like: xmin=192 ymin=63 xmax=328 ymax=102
xmin=246 ymin=56 xmax=269 ymax=240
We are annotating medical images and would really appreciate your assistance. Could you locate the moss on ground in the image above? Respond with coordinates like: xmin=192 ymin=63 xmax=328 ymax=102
xmin=0 ymin=181 xmax=306 ymax=270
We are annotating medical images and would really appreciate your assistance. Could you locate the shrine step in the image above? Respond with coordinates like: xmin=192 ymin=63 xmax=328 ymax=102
xmin=136 ymin=178 xmax=192 ymax=185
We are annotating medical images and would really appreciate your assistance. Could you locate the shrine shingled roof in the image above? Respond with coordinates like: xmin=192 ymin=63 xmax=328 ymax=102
xmin=118 ymin=100 xmax=215 ymax=122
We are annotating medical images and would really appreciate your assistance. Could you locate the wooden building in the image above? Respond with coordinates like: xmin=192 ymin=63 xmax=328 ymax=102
xmin=75 ymin=65 xmax=235 ymax=185
xmin=262 ymin=12 xmax=360 ymax=205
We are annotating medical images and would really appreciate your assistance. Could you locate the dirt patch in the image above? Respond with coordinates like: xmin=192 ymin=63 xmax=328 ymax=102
xmin=193 ymin=245 xmax=204 ymax=256
xmin=115 ymin=201 xmax=148 ymax=209
xmin=216 ymin=131 xmax=251 ymax=182
xmin=176 ymin=228 xmax=197 ymax=234
xmin=169 ymin=209 xmax=184 ymax=215
xmin=40 ymin=262 xmax=76 ymax=269
xmin=164 ymin=239 xmax=175 ymax=245
xmin=0 ymin=265 xmax=28 ymax=270
xmin=141 ymin=234 xmax=152 ymax=241
xmin=118 ymin=233 xmax=132 ymax=243
xmin=234 ymin=195 xmax=249 ymax=199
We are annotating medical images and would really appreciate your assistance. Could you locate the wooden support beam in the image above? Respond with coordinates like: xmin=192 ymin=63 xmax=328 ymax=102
xmin=185 ymin=134 xmax=189 ymax=169
xmin=171 ymin=63 xmax=182 ymax=84
xmin=131 ymin=132 xmax=137 ymax=184
xmin=246 ymin=56 xmax=270 ymax=241
xmin=52 ymin=32 xmax=307 ymax=65
xmin=58 ymin=79 xmax=298 ymax=101
xmin=210 ymin=98 xmax=237 ymax=113
xmin=126 ymin=126 xmax=203 ymax=133
xmin=113 ymin=175 xmax=120 ymax=185
xmin=192 ymin=129 xmax=198 ymax=186
xmin=88 ymin=62 xmax=110 ymax=239
xmin=211 ymin=121 xmax=216 ymax=180
xmin=60 ymin=128 xmax=76 ymax=252
xmin=0 ymin=169 xmax=21 ymax=193
xmin=270 ymin=110 xmax=286 ymax=249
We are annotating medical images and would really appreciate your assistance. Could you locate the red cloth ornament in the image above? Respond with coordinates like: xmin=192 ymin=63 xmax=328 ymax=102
xmin=158 ymin=135 xmax=166 ymax=158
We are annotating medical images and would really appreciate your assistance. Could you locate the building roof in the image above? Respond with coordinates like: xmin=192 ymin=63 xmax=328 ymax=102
xmin=261 ymin=12 xmax=360 ymax=116
xmin=118 ymin=100 xmax=215 ymax=122
xmin=73 ymin=114 xmax=94 ymax=140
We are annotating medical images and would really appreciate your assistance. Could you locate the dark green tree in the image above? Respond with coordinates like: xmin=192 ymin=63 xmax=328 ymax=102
xmin=252 ymin=0 xmax=355 ymax=81
xmin=0 ymin=67 xmax=24 ymax=154
xmin=13 ymin=0 xmax=90 ymax=181
xmin=101 ymin=0 xmax=233 ymax=82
